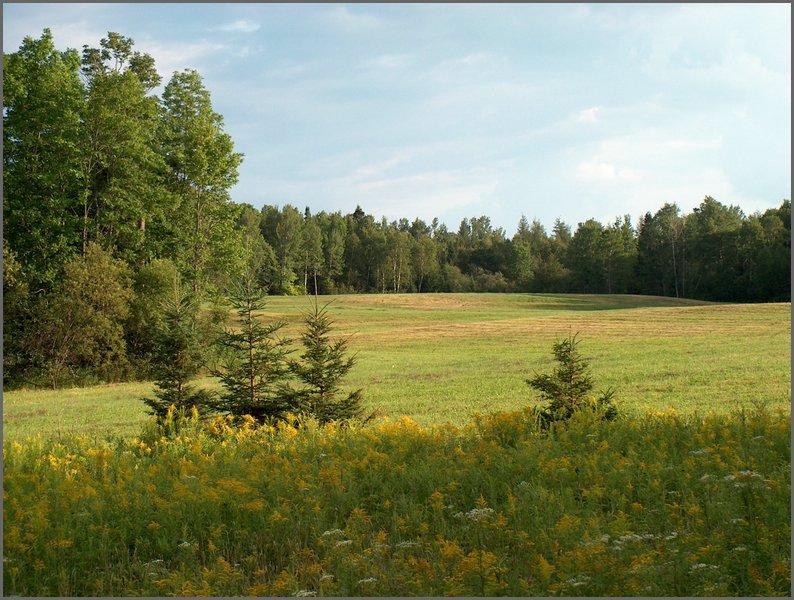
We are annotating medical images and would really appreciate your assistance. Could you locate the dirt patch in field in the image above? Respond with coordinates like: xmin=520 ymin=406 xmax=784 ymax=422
xmin=336 ymin=293 xmax=492 ymax=310
xmin=354 ymin=305 xmax=790 ymax=344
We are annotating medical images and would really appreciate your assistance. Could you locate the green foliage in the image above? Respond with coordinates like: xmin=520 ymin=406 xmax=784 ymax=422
xmin=3 ymin=29 xmax=85 ymax=292
xmin=26 ymin=243 xmax=134 ymax=388
xmin=125 ymin=259 xmax=180 ymax=376
xmin=3 ymin=242 xmax=32 ymax=387
xmin=142 ymin=283 xmax=213 ymax=418
xmin=527 ymin=333 xmax=617 ymax=425
xmin=159 ymin=68 xmax=244 ymax=298
xmin=80 ymin=33 xmax=168 ymax=265
xmin=290 ymin=301 xmax=367 ymax=424
xmin=209 ymin=275 xmax=294 ymax=423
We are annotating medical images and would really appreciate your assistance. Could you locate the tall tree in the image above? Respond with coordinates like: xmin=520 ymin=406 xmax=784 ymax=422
xmin=412 ymin=235 xmax=440 ymax=292
xmin=685 ymin=196 xmax=743 ymax=300
xmin=160 ymin=69 xmax=244 ymax=297
xmin=635 ymin=204 xmax=684 ymax=297
xmin=79 ymin=32 xmax=167 ymax=265
xmin=260 ymin=204 xmax=305 ymax=294
xmin=3 ymin=29 xmax=85 ymax=292
xmin=300 ymin=214 xmax=324 ymax=294
xmin=318 ymin=211 xmax=347 ymax=292
xmin=567 ymin=219 xmax=608 ymax=293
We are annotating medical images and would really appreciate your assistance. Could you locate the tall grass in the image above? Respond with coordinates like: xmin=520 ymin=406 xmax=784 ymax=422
xmin=4 ymin=406 xmax=789 ymax=596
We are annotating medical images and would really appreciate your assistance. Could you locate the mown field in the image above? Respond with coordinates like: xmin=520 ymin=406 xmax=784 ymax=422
xmin=3 ymin=294 xmax=791 ymax=596
xmin=2 ymin=293 xmax=791 ymax=439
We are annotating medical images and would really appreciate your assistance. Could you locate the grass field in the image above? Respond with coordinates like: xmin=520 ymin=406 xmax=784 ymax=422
xmin=3 ymin=293 xmax=790 ymax=440
xmin=3 ymin=293 xmax=790 ymax=596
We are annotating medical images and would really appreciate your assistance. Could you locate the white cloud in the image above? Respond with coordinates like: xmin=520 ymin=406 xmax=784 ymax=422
xmin=137 ymin=39 xmax=226 ymax=79
xmin=576 ymin=161 xmax=639 ymax=183
xmin=322 ymin=6 xmax=382 ymax=32
xmin=577 ymin=107 xmax=600 ymax=124
xmin=212 ymin=19 xmax=260 ymax=33
xmin=638 ymin=4 xmax=790 ymax=92
xmin=366 ymin=54 xmax=411 ymax=69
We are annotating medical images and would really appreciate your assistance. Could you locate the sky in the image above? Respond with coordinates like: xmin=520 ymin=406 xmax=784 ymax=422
xmin=3 ymin=3 xmax=791 ymax=235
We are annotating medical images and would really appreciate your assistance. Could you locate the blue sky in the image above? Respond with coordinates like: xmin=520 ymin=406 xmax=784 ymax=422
xmin=4 ymin=3 xmax=791 ymax=234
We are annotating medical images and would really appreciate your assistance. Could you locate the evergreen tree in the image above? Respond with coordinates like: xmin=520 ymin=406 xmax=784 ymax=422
xmin=527 ymin=333 xmax=616 ymax=425
xmin=209 ymin=275 xmax=295 ymax=423
xmin=290 ymin=301 xmax=366 ymax=424
xmin=142 ymin=283 xmax=213 ymax=418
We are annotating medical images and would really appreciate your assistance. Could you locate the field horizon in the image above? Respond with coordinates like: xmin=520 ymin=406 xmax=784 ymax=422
xmin=2 ymin=293 xmax=791 ymax=441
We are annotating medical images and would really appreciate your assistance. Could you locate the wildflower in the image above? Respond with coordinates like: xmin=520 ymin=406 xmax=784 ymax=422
xmin=461 ymin=507 xmax=495 ymax=522
xmin=396 ymin=541 xmax=421 ymax=549
xmin=294 ymin=590 xmax=317 ymax=597
xmin=690 ymin=563 xmax=718 ymax=572
xmin=334 ymin=540 xmax=352 ymax=548
xmin=321 ymin=528 xmax=344 ymax=537
xmin=357 ymin=577 xmax=377 ymax=585
xmin=178 ymin=541 xmax=191 ymax=549
xmin=566 ymin=575 xmax=591 ymax=588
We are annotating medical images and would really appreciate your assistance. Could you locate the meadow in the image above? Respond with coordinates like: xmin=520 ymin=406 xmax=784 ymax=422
xmin=3 ymin=294 xmax=791 ymax=596
xmin=3 ymin=407 xmax=790 ymax=596
xmin=3 ymin=293 xmax=791 ymax=439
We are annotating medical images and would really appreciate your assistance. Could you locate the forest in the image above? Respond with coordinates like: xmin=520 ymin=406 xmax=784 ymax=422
xmin=3 ymin=30 xmax=791 ymax=390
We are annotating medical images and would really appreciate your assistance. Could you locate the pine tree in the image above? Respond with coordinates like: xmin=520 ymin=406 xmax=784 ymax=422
xmin=290 ymin=301 xmax=366 ymax=424
xmin=142 ymin=283 xmax=212 ymax=418
xmin=527 ymin=333 xmax=616 ymax=424
xmin=209 ymin=275 xmax=294 ymax=423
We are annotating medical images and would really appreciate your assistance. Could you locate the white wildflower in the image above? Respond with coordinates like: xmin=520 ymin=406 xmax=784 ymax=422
xmin=396 ymin=541 xmax=421 ymax=549
xmin=357 ymin=577 xmax=377 ymax=585
xmin=178 ymin=541 xmax=191 ymax=549
xmin=294 ymin=590 xmax=317 ymax=597
xmin=464 ymin=507 xmax=495 ymax=522
xmin=334 ymin=539 xmax=352 ymax=548
xmin=322 ymin=528 xmax=344 ymax=537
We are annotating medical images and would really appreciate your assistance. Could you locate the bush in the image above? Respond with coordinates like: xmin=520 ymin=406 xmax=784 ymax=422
xmin=25 ymin=243 xmax=134 ymax=388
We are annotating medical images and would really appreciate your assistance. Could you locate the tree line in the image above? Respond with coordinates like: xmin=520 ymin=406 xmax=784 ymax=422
xmin=3 ymin=30 xmax=791 ymax=389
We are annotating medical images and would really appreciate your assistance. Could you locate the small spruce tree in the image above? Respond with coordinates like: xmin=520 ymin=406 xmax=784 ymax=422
xmin=290 ymin=300 xmax=366 ymax=424
xmin=142 ymin=282 xmax=213 ymax=418
xmin=209 ymin=274 xmax=295 ymax=423
xmin=527 ymin=332 xmax=617 ymax=425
